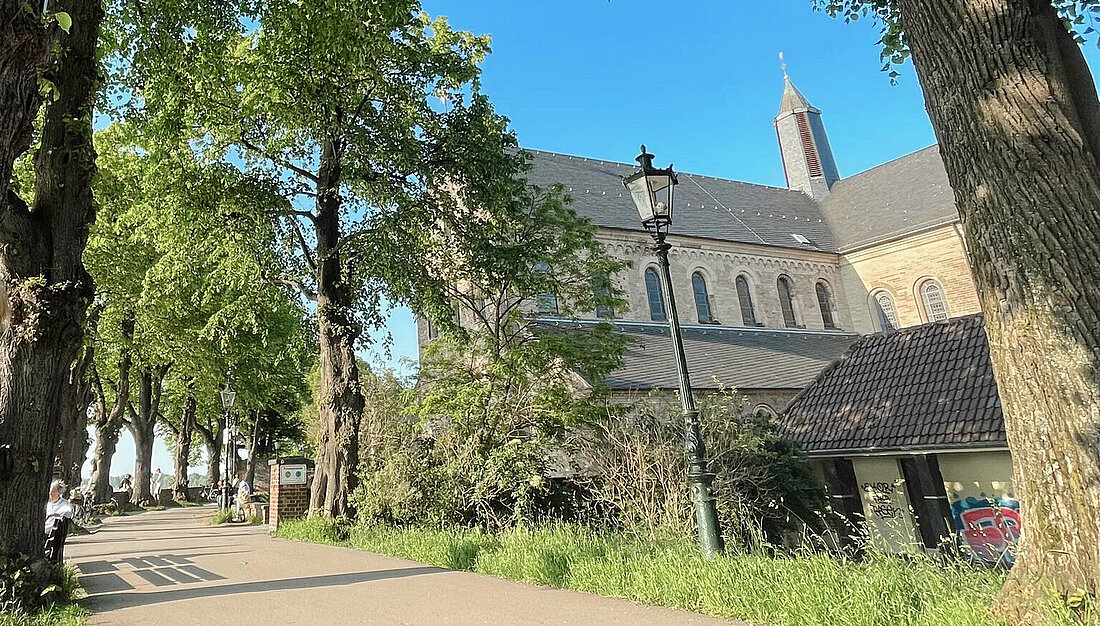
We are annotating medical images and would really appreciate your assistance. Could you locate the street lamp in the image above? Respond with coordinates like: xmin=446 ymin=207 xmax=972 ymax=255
xmin=623 ymin=145 xmax=724 ymax=556
xmin=220 ymin=381 xmax=236 ymax=511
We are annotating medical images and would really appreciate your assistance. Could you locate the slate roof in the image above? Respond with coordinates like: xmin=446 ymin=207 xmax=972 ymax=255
xmin=539 ymin=319 xmax=859 ymax=392
xmin=523 ymin=150 xmax=837 ymax=252
xmin=522 ymin=145 xmax=960 ymax=255
xmin=778 ymin=76 xmax=817 ymax=115
xmin=778 ymin=314 xmax=1006 ymax=456
xmin=819 ymin=145 xmax=958 ymax=252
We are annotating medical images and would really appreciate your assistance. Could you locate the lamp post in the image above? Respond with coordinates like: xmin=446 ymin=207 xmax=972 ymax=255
xmin=623 ymin=145 xmax=724 ymax=556
xmin=219 ymin=381 xmax=237 ymax=511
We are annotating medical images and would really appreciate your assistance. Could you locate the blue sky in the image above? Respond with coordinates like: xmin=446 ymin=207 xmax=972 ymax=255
xmin=97 ymin=0 xmax=1100 ymax=480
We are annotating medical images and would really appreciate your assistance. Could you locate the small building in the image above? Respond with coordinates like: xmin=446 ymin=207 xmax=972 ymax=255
xmin=779 ymin=314 xmax=1019 ymax=564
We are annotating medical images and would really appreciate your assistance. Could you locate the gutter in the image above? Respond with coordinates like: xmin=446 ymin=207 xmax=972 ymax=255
xmin=805 ymin=444 xmax=1010 ymax=459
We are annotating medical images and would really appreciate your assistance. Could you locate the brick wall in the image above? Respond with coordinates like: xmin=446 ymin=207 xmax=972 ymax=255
xmin=268 ymin=458 xmax=314 ymax=530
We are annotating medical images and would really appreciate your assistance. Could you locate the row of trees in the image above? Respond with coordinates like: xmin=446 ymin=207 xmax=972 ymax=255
xmin=1 ymin=0 xmax=1099 ymax=621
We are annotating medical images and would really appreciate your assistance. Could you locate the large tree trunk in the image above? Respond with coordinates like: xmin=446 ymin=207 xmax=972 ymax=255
xmin=0 ymin=0 xmax=101 ymax=560
xmin=57 ymin=319 xmax=96 ymax=485
xmin=88 ymin=319 xmax=132 ymax=504
xmin=126 ymin=365 xmax=168 ymax=505
xmin=245 ymin=410 xmax=261 ymax=489
xmin=196 ymin=417 xmax=223 ymax=487
xmin=172 ymin=391 xmax=196 ymax=501
xmin=898 ymin=0 xmax=1100 ymax=618
xmin=309 ymin=139 xmax=365 ymax=518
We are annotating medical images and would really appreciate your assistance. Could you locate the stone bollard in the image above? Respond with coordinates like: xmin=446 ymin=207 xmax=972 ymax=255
xmin=268 ymin=457 xmax=314 ymax=531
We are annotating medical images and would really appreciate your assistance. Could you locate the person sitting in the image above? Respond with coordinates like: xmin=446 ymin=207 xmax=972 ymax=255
xmin=45 ymin=480 xmax=74 ymax=535
xmin=235 ymin=475 xmax=251 ymax=522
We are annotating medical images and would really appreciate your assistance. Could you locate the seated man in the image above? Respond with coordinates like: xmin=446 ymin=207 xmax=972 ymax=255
xmin=45 ymin=480 xmax=74 ymax=534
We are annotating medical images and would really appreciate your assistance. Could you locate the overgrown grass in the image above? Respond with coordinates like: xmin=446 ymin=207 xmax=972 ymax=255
xmin=277 ymin=519 xmax=1012 ymax=626
xmin=0 ymin=603 xmax=87 ymax=626
xmin=211 ymin=509 xmax=234 ymax=525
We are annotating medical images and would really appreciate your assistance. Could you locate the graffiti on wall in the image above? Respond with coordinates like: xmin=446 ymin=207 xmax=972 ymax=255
xmin=950 ymin=495 xmax=1020 ymax=565
xmin=862 ymin=481 xmax=903 ymax=520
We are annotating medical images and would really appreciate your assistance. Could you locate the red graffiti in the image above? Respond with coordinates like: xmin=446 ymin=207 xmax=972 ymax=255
xmin=959 ymin=506 xmax=1021 ymax=563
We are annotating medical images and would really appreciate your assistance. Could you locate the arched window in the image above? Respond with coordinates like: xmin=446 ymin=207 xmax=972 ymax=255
xmin=920 ymin=279 xmax=950 ymax=322
xmin=736 ymin=275 xmax=758 ymax=326
xmin=752 ymin=403 xmax=777 ymax=419
xmin=644 ymin=267 xmax=666 ymax=321
xmin=534 ymin=263 xmax=558 ymax=314
xmin=872 ymin=290 xmax=899 ymax=332
xmin=816 ymin=281 xmax=837 ymax=330
xmin=777 ymin=276 xmax=798 ymax=328
xmin=691 ymin=272 xmax=713 ymax=323
xmin=593 ymin=274 xmax=614 ymax=320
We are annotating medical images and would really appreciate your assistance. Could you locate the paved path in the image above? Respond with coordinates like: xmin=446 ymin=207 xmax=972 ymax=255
xmin=67 ymin=506 xmax=739 ymax=625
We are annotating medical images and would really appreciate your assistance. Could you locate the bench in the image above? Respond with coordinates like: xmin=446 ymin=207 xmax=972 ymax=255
xmin=44 ymin=517 xmax=71 ymax=564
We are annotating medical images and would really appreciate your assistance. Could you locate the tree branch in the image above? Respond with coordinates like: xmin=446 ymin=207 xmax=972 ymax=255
xmin=238 ymin=136 xmax=320 ymax=184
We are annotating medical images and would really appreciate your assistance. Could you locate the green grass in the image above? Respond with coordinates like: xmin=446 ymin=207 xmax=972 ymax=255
xmin=211 ymin=509 xmax=235 ymax=525
xmin=277 ymin=519 xmax=1011 ymax=626
xmin=0 ymin=603 xmax=87 ymax=626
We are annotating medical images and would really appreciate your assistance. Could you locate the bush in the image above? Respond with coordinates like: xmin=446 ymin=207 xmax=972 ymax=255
xmin=569 ymin=389 xmax=827 ymax=549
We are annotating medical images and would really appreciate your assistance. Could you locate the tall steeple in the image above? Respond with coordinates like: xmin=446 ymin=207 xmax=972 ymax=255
xmin=774 ymin=70 xmax=839 ymax=199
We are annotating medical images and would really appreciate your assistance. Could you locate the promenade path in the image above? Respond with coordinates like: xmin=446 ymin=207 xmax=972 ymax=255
xmin=67 ymin=505 xmax=740 ymax=625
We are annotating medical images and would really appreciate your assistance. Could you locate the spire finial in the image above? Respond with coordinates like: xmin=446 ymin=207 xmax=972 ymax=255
xmin=779 ymin=52 xmax=788 ymax=79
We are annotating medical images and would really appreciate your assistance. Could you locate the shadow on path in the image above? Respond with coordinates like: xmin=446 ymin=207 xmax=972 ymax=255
xmin=84 ymin=566 xmax=444 ymax=612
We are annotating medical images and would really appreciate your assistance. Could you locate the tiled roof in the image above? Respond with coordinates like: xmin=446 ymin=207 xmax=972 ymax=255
xmin=522 ymin=145 xmax=960 ymax=255
xmin=523 ymin=150 xmax=837 ymax=252
xmin=778 ymin=314 xmax=1006 ymax=455
xmin=820 ymin=145 xmax=959 ymax=252
xmin=538 ymin=319 xmax=859 ymax=392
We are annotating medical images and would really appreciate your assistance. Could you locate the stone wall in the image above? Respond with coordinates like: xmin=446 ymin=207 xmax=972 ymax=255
xmin=598 ymin=230 xmax=849 ymax=332
xmin=837 ymin=224 xmax=980 ymax=334
xmin=268 ymin=458 xmax=314 ymax=529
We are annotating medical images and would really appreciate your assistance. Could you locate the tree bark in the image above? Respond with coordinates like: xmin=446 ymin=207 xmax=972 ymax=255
xmin=172 ymin=391 xmax=196 ymax=501
xmin=0 ymin=0 xmax=102 ymax=559
xmin=88 ymin=317 xmax=132 ymax=504
xmin=245 ymin=410 xmax=261 ymax=489
xmin=126 ymin=364 xmax=168 ymax=505
xmin=195 ymin=417 xmax=223 ymax=487
xmin=308 ymin=138 xmax=365 ymax=518
xmin=898 ymin=0 xmax=1100 ymax=617
xmin=57 ymin=312 xmax=97 ymax=485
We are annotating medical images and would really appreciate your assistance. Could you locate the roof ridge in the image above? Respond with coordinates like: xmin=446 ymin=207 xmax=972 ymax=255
xmin=522 ymin=147 xmax=808 ymax=196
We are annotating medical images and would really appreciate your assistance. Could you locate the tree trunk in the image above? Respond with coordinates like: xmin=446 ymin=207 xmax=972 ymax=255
xmin=172 ymin=392 xmax=196 ymax=501
xmin=245 ymin=410 xmax=261 ymax=489
xmin=898 ymin=0 xmax=1100 ymax=617
xmin=88 ymin=317 xmax=132 ymax=504
xmin=308 ymin=138 xmax=365 ymax=518
xmin=196 ymin=417 xmax=223 ymax=487
xmin=0 ymin=0 xmax=102 ymax=560
xmin=57 ymin=315 xmax=96 ymax=485
xmin=126 ymin=365 xmax=168 ymax=505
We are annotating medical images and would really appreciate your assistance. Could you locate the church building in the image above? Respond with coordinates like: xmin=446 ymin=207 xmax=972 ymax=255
xmin=417 ymin=77 xmax=1015 ymax=561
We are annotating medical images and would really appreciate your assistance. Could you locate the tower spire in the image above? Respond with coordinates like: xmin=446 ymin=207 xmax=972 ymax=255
xmin=773 ymin=68 xmax=839 ymax=199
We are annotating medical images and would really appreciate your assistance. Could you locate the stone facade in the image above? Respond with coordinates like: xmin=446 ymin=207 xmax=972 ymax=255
xmin=838 ymin=224 xmax=980 ymax=334
xmin=597 ymin=229 xmax=849 ymax=332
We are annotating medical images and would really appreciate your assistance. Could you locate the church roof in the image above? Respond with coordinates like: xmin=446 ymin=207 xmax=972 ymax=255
xmin=777 ymin=314 xmax=1006 ymax=455
xmin=539 ymin=319 xmax=859 ymax=392
xmin=820 ymin=145 xmax=959 ymax=252
xmin=777 ymin=76 xmax=818 ymax=115
xmin=523 ymin=150 xmax=836 ymax=252
xmin=522 ymin=145 xmax=959 ymax=255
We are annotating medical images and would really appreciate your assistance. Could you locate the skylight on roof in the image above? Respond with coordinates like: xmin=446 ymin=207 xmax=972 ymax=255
xmin=791 ymin=233 xmax=812 ymax=245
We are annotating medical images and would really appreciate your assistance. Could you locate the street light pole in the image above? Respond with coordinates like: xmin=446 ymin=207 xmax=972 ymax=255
xmin=219 ymin=381 xmax=237 ymax=511
xmin=623 ymin=145 xmax=724 ymax=556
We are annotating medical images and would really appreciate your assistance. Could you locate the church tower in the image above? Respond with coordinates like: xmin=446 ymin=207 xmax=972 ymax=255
xmin=774 ymin=75 xmax=839 ymax=199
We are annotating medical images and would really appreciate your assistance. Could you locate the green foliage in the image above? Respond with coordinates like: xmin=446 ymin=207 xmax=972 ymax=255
xmin=278 ymin=520 xmax=1012 ymax=626
xmin=0 ymin=603 xmax=86 ymax=626
xmin=0 ymin=557 xmax=79 ymax=616
xmin=211 ymin=509 xmax=235 ymax=525
xmin=570 ymin=390 xmax=826 ymax=549
xmin=812 ymin=0 xmax=1100 ymax=79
